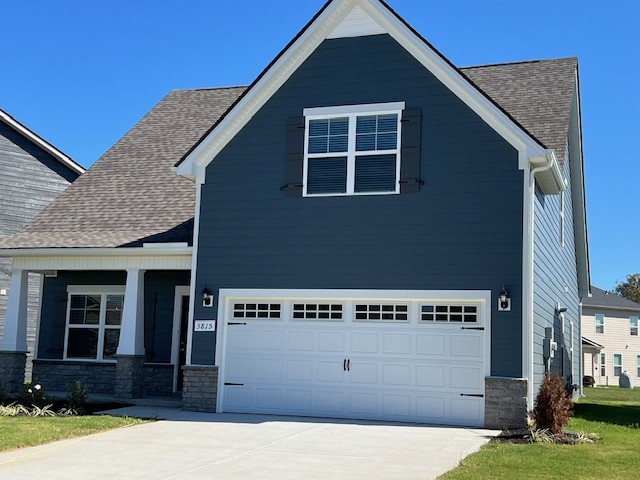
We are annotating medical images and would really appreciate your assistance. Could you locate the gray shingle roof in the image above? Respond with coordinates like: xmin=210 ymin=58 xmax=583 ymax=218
xmin=582 ymin=286 xmax=640 ymax=312
xmin=0 ymin=58 xmax=577 ymax=250
xmin=462 ymin=57 xmax=578 ymax=165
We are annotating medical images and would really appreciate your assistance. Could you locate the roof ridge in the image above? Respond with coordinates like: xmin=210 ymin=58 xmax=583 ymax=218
xmin=170 ymin=85 xmax=249 ymax=93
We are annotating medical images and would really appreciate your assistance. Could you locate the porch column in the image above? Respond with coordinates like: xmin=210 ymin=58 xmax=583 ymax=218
xmin=0 ymin=269 xmax=29 ymax=397
xmin=115 ymin=268 xmax=146 ymax=398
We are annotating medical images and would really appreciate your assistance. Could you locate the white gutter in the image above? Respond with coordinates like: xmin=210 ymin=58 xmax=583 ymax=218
xmin=523 ymin=149 xmax=557 ymax=409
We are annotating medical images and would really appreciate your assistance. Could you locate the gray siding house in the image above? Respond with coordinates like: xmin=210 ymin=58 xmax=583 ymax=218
xmin=0 ymin=0 xmax=589 ymax=429
xmin=0 ymin=109 xmax=83 ymax=381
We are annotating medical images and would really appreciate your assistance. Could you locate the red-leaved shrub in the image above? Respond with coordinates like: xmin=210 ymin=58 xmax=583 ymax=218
xmin=533 ymin=372 xmax=573 ymax=434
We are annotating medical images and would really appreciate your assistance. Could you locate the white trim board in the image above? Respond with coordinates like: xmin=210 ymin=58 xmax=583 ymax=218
xmin=175 ymin=0 xmax=547 ymax=182
xmin=11 ymin=253 xmax=192 ymax=272
xmin=0 ymin=109 xmax=85 ymax=176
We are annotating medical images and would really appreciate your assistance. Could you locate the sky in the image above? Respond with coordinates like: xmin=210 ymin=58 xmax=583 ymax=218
xmin=1 ymin=0 xmax=638 ymax=291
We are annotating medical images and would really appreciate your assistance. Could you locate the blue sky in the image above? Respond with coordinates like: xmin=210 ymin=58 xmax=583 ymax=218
xmin=2 ymin=1 xmax=638 ymax=291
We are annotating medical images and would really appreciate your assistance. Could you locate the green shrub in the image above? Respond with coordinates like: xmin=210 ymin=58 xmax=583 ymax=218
xmin=533 ymin=372 xmax=573 ymax=435
xmin=66 ymin=380 xmax=88 ymax=413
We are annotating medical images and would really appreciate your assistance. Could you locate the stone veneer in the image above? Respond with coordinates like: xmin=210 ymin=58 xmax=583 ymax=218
xmin=182 ymin=365 xmax=218 ymax=412
xmin=115 ymin=355 xmax=146 ymax=399
xmin=0 ymin=352 xmax=27 ymax=397
xmin=143 ymin=364 xmax=175 ymax=397
xmin=484 ymin=377 xmax=528 ymax=429
xmin=32 ymin=359 xmax=116 ymax=394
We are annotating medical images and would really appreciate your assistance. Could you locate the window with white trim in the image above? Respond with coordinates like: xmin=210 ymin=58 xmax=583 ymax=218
xmin=303 ymin=103 xmax=404 ymax=196
xmin=421 ymin=304 xmax=478 ymax=323
xmin=65 ymin=288 xmax=125 ymax=361
xmin=595 ymin=314 xmax=604 ymax=334
xmin=613 ymin=354 xmax=622 ymax=377
xmin=354 ymin=304 xmax=408 ymax=322
xmin=293 ymin=303 xmax=343 ymax=320
xmin=233 ymin=303 xmax=281 ymax=319
xmin=599 ymin=353 xmax=606 ymax=377
xmin=630 ymin=316 xmax=638 ymax=336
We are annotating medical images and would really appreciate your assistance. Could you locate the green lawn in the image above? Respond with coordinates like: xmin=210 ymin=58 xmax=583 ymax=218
xmin=440 ymin=387 xmax=640 ymax=480
xmin=0 ymin=415 xmax=145 ymax=452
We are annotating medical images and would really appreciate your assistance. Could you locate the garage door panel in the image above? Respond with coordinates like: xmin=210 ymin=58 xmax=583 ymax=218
xmin=382 ymin=394 xmax=411 ymax=417
xmin=287 ymin=360 xmax=313 ymax=382
xmin=349 ymin=392 xmax=377 ymax=415
xmin=226 ymin=356 xmax=254 ymax=379
xmin=224 ymin=386 xmax=252 ymax=409
xmin=416 ymin=365 xmax=445 ymax=387
xmin=317 ymin=361 xmax=345 ymax=383
xmin=382 ymin=364 xmax=412 ymax=386
xmin=349 ymin=362 xmax=378 ymax=384
xmin=416 ymin=396 xmax=446 ymax=420
xmin=318 ymin=331 xmax=346 ymax=352
xmin=351 ymin=332 xmax=378 ymax=353
xmin=317 ymin=391 xmax=344 ymax=413
xmin=256 ymin=359 xmax=283 ymax=381
xmin=227 ymin=329 xmax=255 ymax=350
xmin=450 ymin=366 xmax=483 ymax=390
xmin=286 ymin=389 xmax=313 ymax=411
xmin=288 ymin=331 xmax=314 ymax=351
xmin=450 ymin=334 xmax=482 ymax=357
xmin=258 ymin=330 xmax=284 ymax=350
xmin=383 ymin=334 xmax=412 ymax=354
xmin=416 ymin=334 xmax=447 ymax=356
xmin=255 ymin=388 xmax=282 ymax=409
xmin=450 ymin=397 xmax=483 ymax=422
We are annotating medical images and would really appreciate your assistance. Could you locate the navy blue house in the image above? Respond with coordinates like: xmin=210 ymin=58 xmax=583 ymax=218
xmin=0 ymin=0 xmax=589 ymax=428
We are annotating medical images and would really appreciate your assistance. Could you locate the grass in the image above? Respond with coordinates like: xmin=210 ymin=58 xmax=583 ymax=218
xmin=0 ymin=415 xmax=146 ymax=452
xmin=439 ymin=387 xmax=640 ymax=480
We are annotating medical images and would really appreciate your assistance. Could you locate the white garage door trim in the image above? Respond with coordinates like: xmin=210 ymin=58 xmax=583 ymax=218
xmin=215 ymin=289 xmax=491 ymax=425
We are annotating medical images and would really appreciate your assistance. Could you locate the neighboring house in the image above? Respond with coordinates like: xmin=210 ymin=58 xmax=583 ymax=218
xmin=0 ymin=109 xmax=84 ymax=381
xmin=0 ymin=0 xmax=589 ymax=429
xmin=582 ymin=286 xmax=640 ymax=386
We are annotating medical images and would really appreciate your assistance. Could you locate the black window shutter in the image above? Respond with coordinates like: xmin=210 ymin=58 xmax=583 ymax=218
xmin=400 ymin=108 xmax=422 ymax=193
xmin=283 ymin=116 xmax=305 ymax=197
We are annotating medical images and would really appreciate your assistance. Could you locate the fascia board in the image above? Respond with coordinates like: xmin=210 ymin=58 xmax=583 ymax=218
xmin=0 ymin=110 xmax=85 ymax=176
xmin=0 ymin=247 xmax=193 ymax=258
xmin=176 ymin=0 xmax=547 ymax=181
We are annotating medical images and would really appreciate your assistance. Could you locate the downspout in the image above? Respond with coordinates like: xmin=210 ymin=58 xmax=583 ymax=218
xmin=524 ymin=150 xmax=556 ymax=410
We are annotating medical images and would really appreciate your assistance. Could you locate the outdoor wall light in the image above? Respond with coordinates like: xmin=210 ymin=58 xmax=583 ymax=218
xmin=202 ymin=287 xmax=214 ymax=308
xmin=498 ymin=287 xmax=511 ymax=311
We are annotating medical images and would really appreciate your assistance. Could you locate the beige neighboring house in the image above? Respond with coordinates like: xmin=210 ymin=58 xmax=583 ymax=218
xmin=582 ymin=286 xmax=640 ymax=386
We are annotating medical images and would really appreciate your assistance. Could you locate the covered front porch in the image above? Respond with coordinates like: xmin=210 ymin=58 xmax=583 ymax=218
xmin=0 ymin=246 xmax=195 ymax=403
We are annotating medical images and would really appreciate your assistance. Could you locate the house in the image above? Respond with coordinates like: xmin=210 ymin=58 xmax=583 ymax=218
xmin=582 ymin=286 xmax=640 ymax=386
xmin=0 ymin=0 xmax=589 ymax=428
xmin=0 ymin=109 xmax=84 ymax=383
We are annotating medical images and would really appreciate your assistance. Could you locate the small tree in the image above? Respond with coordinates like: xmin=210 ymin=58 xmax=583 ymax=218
xmin=533 ymin=373 xmax=573 ymax=435
xmin=615 ymin=274 xmax=640 ymax=304
xmin=66 ymin=380 xmax=89 ymax=413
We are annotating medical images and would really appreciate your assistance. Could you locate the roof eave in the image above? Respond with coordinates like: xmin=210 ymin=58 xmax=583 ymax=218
xmin=0 ymin=109 xmax=85 ymax=176
xmin=0 ymin=246 xmax=193 ymax=258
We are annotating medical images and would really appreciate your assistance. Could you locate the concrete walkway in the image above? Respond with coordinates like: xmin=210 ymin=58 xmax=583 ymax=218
xmin=0 ymin=408 xmax=498 ymax=479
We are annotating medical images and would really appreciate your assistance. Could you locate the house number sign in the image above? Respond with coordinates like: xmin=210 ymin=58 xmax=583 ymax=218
xmin=194 ymin=320 xmax=216 ymax=332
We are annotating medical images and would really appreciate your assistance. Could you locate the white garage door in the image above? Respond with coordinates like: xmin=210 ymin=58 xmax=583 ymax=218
xmin=218 ymin=291 xmax=489 ymax=427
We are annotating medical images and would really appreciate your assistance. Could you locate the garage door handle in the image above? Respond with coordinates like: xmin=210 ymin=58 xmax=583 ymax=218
xmin=460 ymin=393 xmax=484 ymax=398
xmin=347 ymin=359 xmax=350 ymax=371
xmin=461 ymin=327 xmax=484 ymax=331
xmin=225 ymin=382 xmax=245 ymax=387
xmin=343 ymin=359 xmax=347 ymax=371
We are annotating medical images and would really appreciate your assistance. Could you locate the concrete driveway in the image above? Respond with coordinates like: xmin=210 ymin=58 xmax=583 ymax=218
xmin=0 ymin=408 xmax=498 ymax=479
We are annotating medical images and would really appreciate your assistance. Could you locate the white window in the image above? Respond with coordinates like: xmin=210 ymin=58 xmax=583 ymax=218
xmin=613 ymin=354 xmax=622 ymax=377
xmin=354 ymin=304 xmax=408 ymax=322
xmin=233 ymin=303 xmax=281 ymax=319
xmin=595 ymin=314 xmax=604 ymax=334
xmin=421 ymin=304 xmax=478 ymax=323
xmin=599 ymin=353 xmax=606 ymax=377
xmin=630 ymin=316 xmax=638 ymax=336
xmin=303 ymin=102 xmax=404 ymax=197
xmin=293 ymin=303 xmax=343 ymax=321
xmin=64 ymin=287 xmax=125 ymax=361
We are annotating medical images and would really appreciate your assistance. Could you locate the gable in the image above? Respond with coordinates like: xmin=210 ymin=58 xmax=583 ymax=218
xmin=175 ymin=0 xmax=548 ymax=182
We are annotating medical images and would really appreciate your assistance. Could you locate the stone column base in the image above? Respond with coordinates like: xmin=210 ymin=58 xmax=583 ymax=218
xmin=485 ymin=377 xmax=528 ymax=429
xmin=0 ymin=351 xmax=27 ymax=398
xmin=115 ymin=355 xmax=146 ymax=399
xmin=182 ymin=365 xmax=218 ymax=412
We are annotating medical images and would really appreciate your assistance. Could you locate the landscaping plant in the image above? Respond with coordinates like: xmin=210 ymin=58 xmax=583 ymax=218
xmin=532 ymin=372 xmax=573 ymax=435
xmin=66 ymin=380 xmax=89 ymax=414
xmin=20 ymin=381 xmax=48 ymax=408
